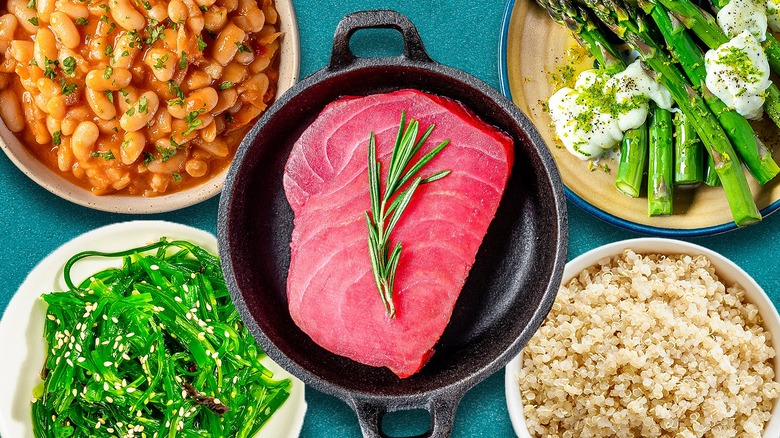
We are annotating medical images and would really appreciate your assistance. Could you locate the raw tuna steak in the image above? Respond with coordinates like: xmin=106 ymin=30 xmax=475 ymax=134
xmin=283 ymin=89 xmax=513 ymax=377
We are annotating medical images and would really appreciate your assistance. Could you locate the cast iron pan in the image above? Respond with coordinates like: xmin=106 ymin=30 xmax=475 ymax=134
xmin=218 ymin=10 xmax=567 ymax=438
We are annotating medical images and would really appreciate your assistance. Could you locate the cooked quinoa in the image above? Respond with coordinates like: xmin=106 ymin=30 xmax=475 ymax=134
xmin=518 ymin=250 xmax=780 ymax=437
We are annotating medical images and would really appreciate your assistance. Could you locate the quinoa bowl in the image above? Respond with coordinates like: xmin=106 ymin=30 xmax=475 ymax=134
xmin=505 ymin=238 xmax=780 ymax=437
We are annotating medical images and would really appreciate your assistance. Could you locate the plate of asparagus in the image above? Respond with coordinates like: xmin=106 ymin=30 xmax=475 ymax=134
xmin=499 ymin=0 xmax=780 ymax=236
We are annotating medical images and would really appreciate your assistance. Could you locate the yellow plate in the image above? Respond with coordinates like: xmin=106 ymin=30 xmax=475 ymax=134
xmin=498 ymin=0 xmax=780 ymax=236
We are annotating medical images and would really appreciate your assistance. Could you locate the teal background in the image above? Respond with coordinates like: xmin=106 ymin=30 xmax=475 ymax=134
xmin=1 ymin=0 xmax=779 ymax=436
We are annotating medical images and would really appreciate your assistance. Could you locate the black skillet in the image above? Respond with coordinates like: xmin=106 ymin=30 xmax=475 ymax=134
xmin=218 ymin=10 xmax=568 ymax=438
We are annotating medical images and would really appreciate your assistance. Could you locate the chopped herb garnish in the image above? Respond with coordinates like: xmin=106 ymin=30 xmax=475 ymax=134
xmin=60 ymin=78 xmax=77 ymax=95
xmin=75 ymin=17 xmax=88 ymax=26
xmin=219 ymin=81 xmax=233 ymax=91
xmin=91 ymin=150 xmax=115 ymax=160
xmin=104 ymin=90 xmax=114 ymax=103
xmin=142 ymin=151 xmax=154 ymax=166
xmin=127 ymin=29 xmax=142 ymax=48
xmin=146 ymin=22 xmax=166 ymax=45
xmin=179 ymin=51 xmax=187 ymax=70
xmin=107 ymin=22 xmax=116 ymax=34
xmin=364 ymin=111 xmax=451 ymax=318
xmin=142 ymin=0 xmax=151 ymax=9
xmin=105 ymin=44 xmax=114 ymax=58
xmin=169 ymin=136 xmax=180 ymax=149
xmin=167 ymin=80 xmax=185 ymax=100
xmin=224 ymin=112 xmax=233 ymax=124
xmin=99 ymin=3 xmax=109 ymax=11
xmin=138 ymin=96 xmax=149 ymax=114
xmin=103 ymin=65 xmax=113 ymax=79
xmin=172 ymin=172 xmax=183 ymax=182
xmin=29 ymin=59 xmax=38 ymax=67
xmin=26 ymin=0 xmax=36 ymax=10
xmin=183 ymin=110 xmax=203 ymax=135
xmin=235 ymin=42 xmax=251 ymax=53
xmin=197 ymin=35 xmax=207 ymax=51
xmin=126 ymin=107 xmax=135 ymax=117
xmin=156 ymin=144 xmax=177 ymax=162
xmin=52 ymin=131 xmax=62 ymax=146
xmin=154 ymin=53 xmax=170 ymax=69
xmin=199 ymin=5 xmax=207 ymax=11
xmin=61 ymin=56 xmax=76 ymax=76
xmin=100 ymin=15 xmax=108 ymax=24
xmin=119 ymin=88 xmax=129 ymax=97
xmin=28 ymin=17 xmax=39 ymax=26
xmin=43 ymin=58 xmax=58 ymax=80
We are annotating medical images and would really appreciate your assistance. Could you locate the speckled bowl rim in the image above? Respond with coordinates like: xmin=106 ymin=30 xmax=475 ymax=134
xmin=497 ymin=0 xmax=780 ymax=237
xmin=504 ymin=237 xmax=780 ymax=437
xmin=0 ymin=0 xmax=301 ymax=214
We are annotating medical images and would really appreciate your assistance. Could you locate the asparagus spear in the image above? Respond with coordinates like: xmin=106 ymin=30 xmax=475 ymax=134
xmin=705 ymin=151 xmax=722 ymax=186
xmin=642 ymin=0 xmax=779 ymax=185
xmin=616 ymin=124 xmax=648 ymax=197
xmin=648 ymin=105 xmax=674 ymax=215
xmin=656 ymin=0 xmax=780 ymax=128
xmin=673 ymin=112 xmax=704 ymax=186
xmin=535 ymin=0 xmax=624 ymax=74
xmin=575 ymin=0 xmax=760 ymax=225
xmin=539 ymin=0 xmax=652 ymax=197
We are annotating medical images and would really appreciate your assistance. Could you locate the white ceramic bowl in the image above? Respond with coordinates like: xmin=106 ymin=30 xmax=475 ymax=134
xmin=505 ymin=238 xmax=780 ymax=437
xmin=0 ymin=221 xmax=307 ymax=437
xmin=0 ymin=1 xmax=300 ymax=214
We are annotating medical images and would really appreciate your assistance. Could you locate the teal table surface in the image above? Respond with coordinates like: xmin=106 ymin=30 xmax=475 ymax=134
xmin=2 ymin=0 xmax=779 ymax=436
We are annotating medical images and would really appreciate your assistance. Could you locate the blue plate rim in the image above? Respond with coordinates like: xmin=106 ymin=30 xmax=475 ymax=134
xmin=497 ymin=0 xmax=780 ymax=237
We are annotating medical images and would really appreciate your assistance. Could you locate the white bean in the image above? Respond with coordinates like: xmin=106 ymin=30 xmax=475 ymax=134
xmin=0 ymin=89 xmax=25 ymax=132
xmin=109 ymin=0 xmax=145 ymax=31
xmin=71 ymin=121 xmax=99 ymax=162
xmin=85 ymin=67 xmax=132 ymax=91
xmin=120 ymin=131 xmax=145 ymax=164
xmin=49 ymin=11 xmax=80 ymax=49
xmin=120 ymin=91 xmax=159 ymax=132
xmin=34 ymin=28 xmax=58 ymax=69
xmin=85 ymin=87 xmax=117 ymax=120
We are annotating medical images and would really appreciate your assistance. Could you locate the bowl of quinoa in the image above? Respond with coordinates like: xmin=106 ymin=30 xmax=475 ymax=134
xmin=505 ymin=238 xmax=780 ymax=437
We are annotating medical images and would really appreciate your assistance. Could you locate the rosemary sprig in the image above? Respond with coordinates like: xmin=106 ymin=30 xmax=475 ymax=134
xmin=365 ymin=111 xmax=451 ymax=318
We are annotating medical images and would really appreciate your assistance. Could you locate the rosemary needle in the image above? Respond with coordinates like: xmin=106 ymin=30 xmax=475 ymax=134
xmin=365 ymin=111 xmax=451 ymax=318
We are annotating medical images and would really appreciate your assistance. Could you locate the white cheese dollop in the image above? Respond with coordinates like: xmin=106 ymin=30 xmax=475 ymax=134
xmin=717 ymin=0 xmax=768 ymax=41
xmin=768 ymin=0 xmax=780 ymax=32
xmin=548 ymin=60 xmax=674 ymax=160
xmin=705 ymin=30 xmax=771 ymax=120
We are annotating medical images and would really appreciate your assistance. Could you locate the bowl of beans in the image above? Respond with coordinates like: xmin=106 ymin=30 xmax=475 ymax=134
xmin=0 ymin=0 xmax=299 ymax=213
xmin=505 ymin=238 xmax=780 ymax=437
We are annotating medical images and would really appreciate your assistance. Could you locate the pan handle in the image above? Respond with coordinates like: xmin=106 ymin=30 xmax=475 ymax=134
xmin=349 ymin=393 xmax=461 ymax=438
xmin=329 ymin=10 xmax=434 ymax=70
